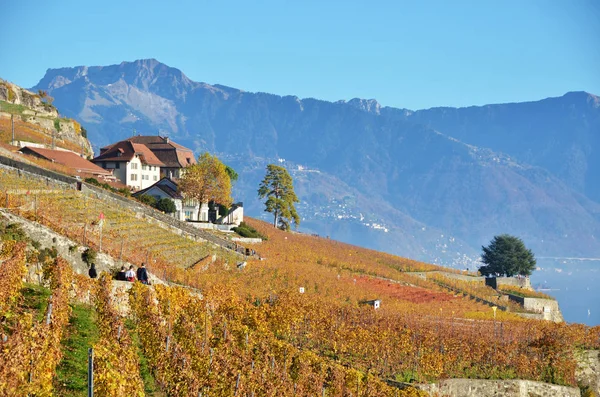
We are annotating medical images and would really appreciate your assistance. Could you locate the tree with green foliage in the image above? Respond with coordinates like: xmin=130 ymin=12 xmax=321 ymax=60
xmin=156 ymin=198 xmax=176 ymax=214
xmin=179 ymin=152 xmax=232 ymax=220
xmin=225 ymin=165 xmax=238 ymax=184
xmin=258 ymin=164 xmax=300 ymax=230
xmin=478 ymin=234 xmax=536 ymax=277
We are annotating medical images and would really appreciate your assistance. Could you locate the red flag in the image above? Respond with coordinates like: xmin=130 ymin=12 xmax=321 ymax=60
xmin=99 ymin=212 xmax=105 ymax=220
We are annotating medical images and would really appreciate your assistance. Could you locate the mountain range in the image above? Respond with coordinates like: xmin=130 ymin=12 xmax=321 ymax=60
xmin=31 ymin=59 xmax=600 ymax=266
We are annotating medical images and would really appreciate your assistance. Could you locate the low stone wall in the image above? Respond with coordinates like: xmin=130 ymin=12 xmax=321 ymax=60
xmin=415 ymin=379 xmax=579 ymax=397
xmin=0 ymin=155 xmax=78 ymax=187
xmin=232 ymin=237 xmax=263 ymax=244
xmin=507 ymin=294 xmax=563 ymax=322
xmin=496 ymin=276 xmax=531 ymax=289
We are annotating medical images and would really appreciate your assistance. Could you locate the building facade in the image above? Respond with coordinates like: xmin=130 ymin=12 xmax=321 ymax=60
xmin=92 ymin=141 xmax=164 ymax=190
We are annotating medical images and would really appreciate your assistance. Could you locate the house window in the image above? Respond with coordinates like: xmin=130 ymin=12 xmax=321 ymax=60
xmin=153 ymin=175 xmax=158 ymax=181
xmin=115 ymin=162 xmax=120 ymax=169
xmin=131 ymin=174 xmax=137 ymax=181
xmin=131 ymin=163 xmax=138 ymax=170
xmin=185 ymin=210 xmax=193 ymax=220
xmin=142 ymin=165 xmax=147 ymax=171
xmin=102 ymin=162 xmax=106 ymax=168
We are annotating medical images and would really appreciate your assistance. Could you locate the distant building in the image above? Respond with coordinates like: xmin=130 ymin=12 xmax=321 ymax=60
xmin=92 ymin=141 xmax=164 ymax=190
xmin=19 ymin=146 xmax=114 ymax=180
xmin=110 ymin=136 xmax=196 ymax=179
xmin=363 ymin=299 xmax=381 ymax=310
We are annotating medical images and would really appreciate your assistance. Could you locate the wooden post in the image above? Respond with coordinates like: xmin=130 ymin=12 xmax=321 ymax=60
xmin=119 ymin=238 xmax=124 ymax=260
xmin=45 ymin=295 xmax=53 ymax=325
xmin=234 ymin=373 xmax=240 ymax=395
xmin=99 ymin=222 xmax=103 ymax=253
xmin=88 ymin=348 xmax=94 ymax=397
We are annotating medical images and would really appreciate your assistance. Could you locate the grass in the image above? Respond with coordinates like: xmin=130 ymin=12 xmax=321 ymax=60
xmin=125 ymin=318 xmax=165 ymax=396
xmin=498 ymin=285 xmax=556 ymax=300
xmin=20 ymin=282 xmax=52 ymax=322
xmin=54 ymin=303 xmax=99 ymax=396
xmin=0 ymin=100 xmax=27 ymax=116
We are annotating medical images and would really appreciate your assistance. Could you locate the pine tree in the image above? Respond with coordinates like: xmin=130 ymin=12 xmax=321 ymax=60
xmin=258 ymin=164 xmax=300 ymax=230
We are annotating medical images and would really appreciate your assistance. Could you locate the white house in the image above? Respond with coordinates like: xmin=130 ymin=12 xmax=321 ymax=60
xmin=132 ymin=177 xmax=243 ymax=226
xmin=92 ymin=141 xmax=164 ymax=190
xmin=121 ymin=136 xmax=196 ymax=179
xmin=132 ymin=177 xmax=205 ymax=221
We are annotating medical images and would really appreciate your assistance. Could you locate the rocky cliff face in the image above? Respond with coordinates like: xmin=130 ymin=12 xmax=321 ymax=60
xmin=30 ymin=59 xmax=600 ymax=264
xmin=0 ymin=79 xmax=93 ymax=157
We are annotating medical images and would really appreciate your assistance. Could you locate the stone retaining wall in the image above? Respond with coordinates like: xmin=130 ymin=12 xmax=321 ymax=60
xmin=507 ymin=294 xmax=563 ymax=322
xmin=415 ymin=379 xmax=579 ymax=397
xmin=576 ymin=350 xmax=600 ymax=396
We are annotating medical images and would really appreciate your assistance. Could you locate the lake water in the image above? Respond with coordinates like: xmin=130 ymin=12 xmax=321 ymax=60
xmin=529 ymin=259 xmax=600 ymax=326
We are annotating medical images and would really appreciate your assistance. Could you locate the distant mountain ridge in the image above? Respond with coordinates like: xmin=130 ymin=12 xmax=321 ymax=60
xmin=32 ymin=59 xmax=600 ymax=264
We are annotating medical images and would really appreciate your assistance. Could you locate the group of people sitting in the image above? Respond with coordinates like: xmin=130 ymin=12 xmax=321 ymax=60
xmin=87 ymin=263 xmax=149 ymax=285
xmin=116 ymin=263 xmax=149 ymax=284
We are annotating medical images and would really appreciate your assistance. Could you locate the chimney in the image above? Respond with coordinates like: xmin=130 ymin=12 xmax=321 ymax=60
xmin=165 ymin=137 xmax=170 ymax=144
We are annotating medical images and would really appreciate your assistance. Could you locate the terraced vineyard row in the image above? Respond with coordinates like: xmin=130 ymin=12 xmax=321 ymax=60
xmin=0 ymin=168 xmax=240 ymax=277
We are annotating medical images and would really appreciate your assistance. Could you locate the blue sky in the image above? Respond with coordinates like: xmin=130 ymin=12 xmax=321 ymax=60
xmin=1 ymin=0 xmax=599 ymax=109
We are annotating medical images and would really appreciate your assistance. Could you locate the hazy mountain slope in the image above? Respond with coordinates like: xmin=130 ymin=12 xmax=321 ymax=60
xmin=32 ymin=59 xmax=600 ymax=262
xmin=403 ymin=92 xmax=600 ymax=202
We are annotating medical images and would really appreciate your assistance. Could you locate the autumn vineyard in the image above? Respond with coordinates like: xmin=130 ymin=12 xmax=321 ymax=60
xmin=0 ymin=165 xmax=599 ymax=397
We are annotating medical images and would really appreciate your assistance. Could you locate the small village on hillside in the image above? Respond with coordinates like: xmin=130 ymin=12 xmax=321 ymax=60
xmin=1 ymin=76 xmax=599 ymax=395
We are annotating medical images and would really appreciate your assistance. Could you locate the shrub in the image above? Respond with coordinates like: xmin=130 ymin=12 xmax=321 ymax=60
xmin=117 ymin=187 xmax=131 ymax=197
xmin=156 ymin=198 xmax=176 ymax=214
xmin=38 ymin=246 xmax=58 ymax=263
xmin=0 ymin=223 xmax=29 ymax=242
xmin=53 ymin=118 xmax=62 ymax=132
xmin=82 ymin=247 xmax=97 ymax=266
xmin=232 ymin=222 xmax=267 ymax=240
xmin=136 ymin=194 xmax=157 ymax=207
xmin=85 ymin=177 xmax=101 ymax=186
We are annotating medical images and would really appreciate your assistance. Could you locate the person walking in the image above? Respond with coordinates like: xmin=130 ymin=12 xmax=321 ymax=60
xmin=125 ymin=265 xmax=136 ymax=282
xmin=136 ymin=263 xmax=149 ymax=285
xmin=88 ymin=263 xmax=98 ymax=279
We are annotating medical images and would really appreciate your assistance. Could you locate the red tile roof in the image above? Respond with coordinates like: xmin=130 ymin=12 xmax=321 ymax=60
xmin=101 ymin=136 xmax=195 ymax=169
xmin=93 ymin=141 xmax=165 ymax=166
xmin=19 ymin=147 xmax=113 ymax=176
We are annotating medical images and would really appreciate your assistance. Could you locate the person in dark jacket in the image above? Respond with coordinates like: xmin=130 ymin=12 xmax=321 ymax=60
xmin=136 ymin=263 xmax=149 ymax=285
xmin=88 ymin=263 xmax=98 ymax=279
xmin=116 ymin=266 xmax=127 ymax=281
